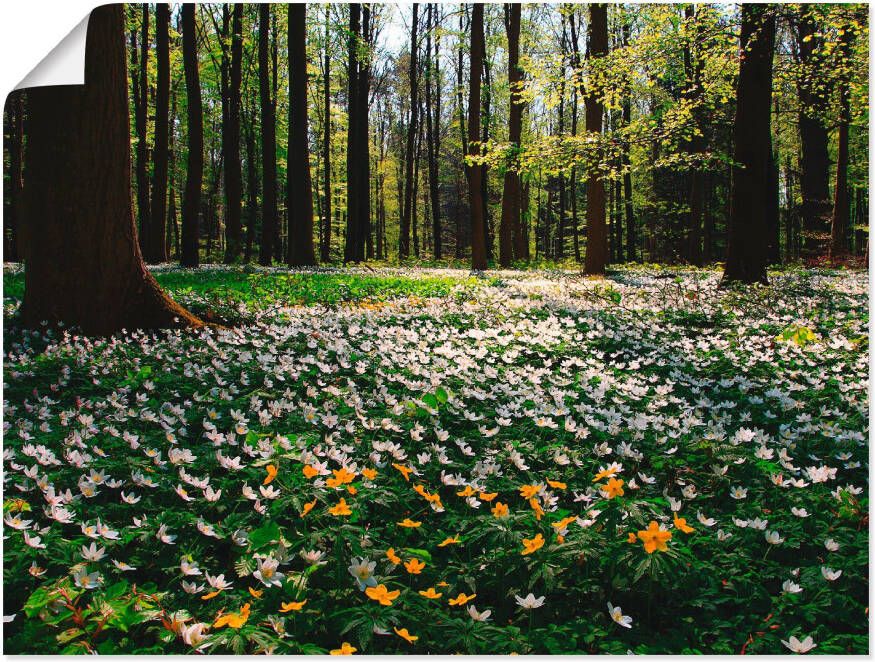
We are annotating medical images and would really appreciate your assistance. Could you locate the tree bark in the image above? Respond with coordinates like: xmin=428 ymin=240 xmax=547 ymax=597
xmin=4 ymin=91 xmax=25 ymax=261
xmin=830 ymin=25 xmax=853 ymax=260
xmin=287 ymin=4 xmax=317 ymax=266
xmin=181 ymin=4 xmax=202 ymax=268
xmin=148 ymin=3 xmax=170 ymax=263
xmin=134 ymin=4 xmax=150 ymax=256
xmin=358 ymin=5 xmax=373 ymax=261
xmin=400 ymin=3 xmax=419 ymax=260
xmin=21 ymin=5 xmax=201 ymax=335
xmin=344 ymin=4 xmax=362 ymax=263
xmin=468 ymin=4 xmax=487 ymax=270
xmin=425 ymin=3 xmax=443 ymax=261
xmin=258 ymin=4 xmax=277 ymax=266
xmin=723 ymin=4 xmax=776 ymax=284
xmin=221 ymin=4 xmax=244 ymax=263
xmin=583 ymin=4 xmax=608 ymax=275
xmin=499 ymin=2 xmax=522 ymax=267
xmin=321 ymin=4 xmax=332 ymax=263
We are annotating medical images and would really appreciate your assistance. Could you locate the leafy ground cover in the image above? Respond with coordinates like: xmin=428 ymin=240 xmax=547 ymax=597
xmin=2 ymin=265 xmax=868 ymax=654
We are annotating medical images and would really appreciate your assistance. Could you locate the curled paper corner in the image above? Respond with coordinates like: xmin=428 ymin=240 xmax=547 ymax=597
xmin=14 ymin=13 xmax=90 ymax=90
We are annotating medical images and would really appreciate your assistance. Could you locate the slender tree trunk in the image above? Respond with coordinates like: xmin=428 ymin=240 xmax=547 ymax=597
xmin=134 ymin=4 xmax=150 ymax=255
xmin=322 ymin=4 xmax=332 ymax=262
xmin=181 ymin=4 xmax=202 ymax=267
xmin=583 ymin=4 xmax=608 ymax=275
xmin=147 ymin=3 xmax=170 ymax=263
xmin=244 ymin=108 xmax=259 ymax=263
xmin=425 ymin=3 xmax=443 ymax=261
xmin=358 ymin=5 xmax=372 ymax=261
xmin=400 ymin=3 xmax=419 ymax=260
xmin=468 ymin=4 xmax=486 ymax=270
xmin=723 ymin=4 xmax=776 ymax=284
xmin=682 ymin=5 xmax=704 ymax=266
xmin=221 ymin=4 xmax=244 ymax=263
xmin=500 ymin=3 xmax=523 ymax=267
xmin=258 ymin=4 xmax=277 ymax=265
xmin=830 ymin=26 xmax=853 ymax=260
xmin=344 ymin=4 xmax=361 ymax=262
xmin=22 ymin=5 xmax=200 ymax=334
xmin=287 ymin=4 xmax=316 ymax=266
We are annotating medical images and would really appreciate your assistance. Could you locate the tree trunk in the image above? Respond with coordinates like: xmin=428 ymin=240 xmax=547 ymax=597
xmin=322 ymin=4 xmax=332 ymax=263
xmin=258 ymin=4 xmax=277 ymax=266
xmin=425 ymin=3 xmax=443 ymax=261
xmin=358 ymin=5 xmax=372 ymax=261
xmin=287 ymin=4 xmax=317 ymax=266
xmin=21 ymin=5 xmax=201 ymax=335
xmin=221 ymin=4 xmax=244 ymax=263
xmin=500 ymin=3 xmax=522 ymax=267
xmin=830 ymin=25 xmax=853 ymax=260
xmin=583 ymin=4 xmax=608 ymax=275
xmin=468 ymin=4 xmax=487 ymax=270
xmin=133 ymin=4 xmax=150 ymax=256
xmin=723 ymin=4 xmax=775 ymax=284
xmin=181 ymin=4 xmax=202 ymax=268
xmin=796 ymin=6 xmax=832 ymax=262
xmin=400 ymin=4 xmax=419 ymax=260
xmin=147 ymin=3 xmax=170 ymax=263
xmin=4 ymin=91 xmax=25 ymax=261
xmin=344 ymin=3 xmax=361 ymax=263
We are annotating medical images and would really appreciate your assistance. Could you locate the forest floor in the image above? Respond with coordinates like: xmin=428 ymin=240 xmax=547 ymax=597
xmin=1 ymin=264 xmax=868 ymax=654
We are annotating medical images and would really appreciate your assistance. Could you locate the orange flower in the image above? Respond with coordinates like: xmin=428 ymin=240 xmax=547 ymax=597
xmin=301 ymin=498 xmax=317 ymax=516
xmin=519 ymin=484 xmax=542 ymax=499
xmin=365 ymin=584 xmax=400 ymax=606
xmin=394 ymin=627 xmax=418 ymax=643
xmin=521 ymin=533 xmax=545 ymax=556
xmin=415 ymin=484 xmax=442 ymax=504
xmin=213 ymin=603 xmax=250 ymax=629
xmin=303 ymin=464 xmax=318 ymax=479
xmin=438 ymin=536 xmax=461 ymax=547
xmin=546 ymin=479 xmax=566 ymax=490
xmin=529 ymin=498 xmax=545 ymax=520
xmin=673 ymin=513 xmax=695 ymax=534
xmin=404 ymin=558 xmax=426 ymax=574
xmin=552 ymin=516 xmax=576 ymax=530
xmin=201 ymin=590 xmax=221 ymax=601
xmin=248 ymin=586 xmax=263 ymax=599
xmin=386 ymin=548 xmax=402 ymax=565
xmin=264 ymin=464 xmax=278 ymax=485
xmin=327 ymin=467 xmax=356 ymax=488
xmin=456 ymin=485 xmax=476 ymax=498
xmin=362 ymin=468 xmax=377 ymax=480
xmin=398 ymin=518 xmax=421 ymax=528
xmin=637 ymin=520 xmax=672 ymax=553
xmin=393 ymin=463 xmax=413 ymax=482
xmin=492 ymin=502 xmax=510 ymax=518
xmin=330 ymin=642 xmax=357 ymax=655
xmin=329 ymin=498 xmax=352 ymax=517
xmin=448 ymin=592 xmax=476 ymax=606
xmin=279 ymin=600 xmax=307 ymax=612
xmin=627 ymin=532 xmax=638 ymax=543
xmin=478 ymin=492 xmax=498 ymax=502
xmin=593 ymin=466 xmax=619 ymax=482
xmin=418 ymin=587 xmax=443 ymax=599
xmin=601 ymin=477 xmax=625 ymax=499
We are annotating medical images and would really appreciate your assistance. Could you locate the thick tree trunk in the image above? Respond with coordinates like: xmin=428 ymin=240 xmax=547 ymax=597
xmin=468 ymin=4 xmax=487 ymax=270
xmin=321 ymin=4 xmax=332 ymax=263
xmin=796 ymin=7 xmax=832 ymax=261
xmin=583 ymin=4 xmax=608 ymax=275
xmin=223 ymin=4 xmax=244 ymax=263
xmin=400 ymin=4 xmax=419 ymax=260
xmin=4 ymin=92 xmax=25 ymax=261
xmin=148 ymin=3 xmax=170 ymax=264
xmin=134 ymin=4 xmax=150 ymax=256
xmin=344 ymin=4 xmax=362 ymax=263
xmin=499 ymin=3 xmax=523 ymax=267
xmin=830 ymin=26 xmax=853 ymax=260
xmin=244 ymin=111 xmax=259 ymax=263
xmin=723 ymin=4 xmax=776 ymax=284
xmin=181 ymin=4 xmax=202 ymax=268
xmin=287 ymin=4 xmax=317 ymax=266
xmin=22 ymin=5 xmax=201 ymax=335
xmin=258 ymin=4 xmax=277 ymax=266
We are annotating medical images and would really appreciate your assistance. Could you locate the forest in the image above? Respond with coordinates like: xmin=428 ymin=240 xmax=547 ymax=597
xmin=0 ymin=2 xmax=870 ymax=656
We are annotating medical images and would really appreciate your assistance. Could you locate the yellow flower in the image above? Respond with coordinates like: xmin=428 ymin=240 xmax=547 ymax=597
xmin=398 ymin=518 xmax=421 ymax=528
xmin=418 ymin=587 xmax=443 ymax=599
xmin=330 ymin=642 xmax=357 ymax=655
xmin=303 ymin=464 xmax=318 ymax=479
xmin=478 ymin=492 xmax=498 ymax=502
xmin=438 ymin=536 xmax=460 ymax=547
xmin=279 ymin=600 xmax=307 ymax=612
xmin=521 ymin=533 xmax=545 ymax=556
xmin=213 ymin=603 xmax=250 ymax=629
xmin=394 ymin=627 xmax=418 ymax=643
xmin=519 ymin=484 xmax=542 ymax=499
xmin=673 ymin=513 xmax=695 ymax=534
xmin=392 ymin=463 xmax=413 ymax=482
xmin=404 ymin=558 xmax=426 ymax=574
xmin=301 ymin=498 xmax=317 ymax=517
xmin=492 ymin=502 xmax=510 ymax=518
xmin=593 ymin=466 xmax=619 ymax=482
xmin=263 ymin=464 xmax=278 ymax=485
xmin=546 ymin=479 xmax=566 ymax=490
xmin=248 ymin=586 xmax=263 ymax=599
xmin=448 ymin=592 xmax=476 ymax=606
xmin=386 ymin=547 xmax=402 ymax=565
xmin=601 ymin=477 xmax=625 ymax=499
xmin=637 ymin=520 xmax=672 ymax=553
xmin=329 ymin=498 xmax=352 ymax=517
xmin=362 ymin=468 xmax=378 ymax=480
xmin=365 ymin=584 xmax=401 ymax=606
